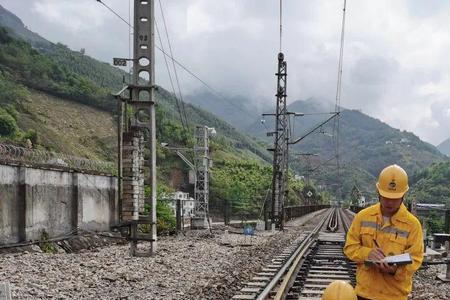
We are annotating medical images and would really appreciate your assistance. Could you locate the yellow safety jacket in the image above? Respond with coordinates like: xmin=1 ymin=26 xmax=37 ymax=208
xmin=344 ymin=203 xmax=423 ymax=300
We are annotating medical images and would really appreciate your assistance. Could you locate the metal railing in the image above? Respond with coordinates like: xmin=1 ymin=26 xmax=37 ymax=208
xmin=0 ymin=143 xmax=115 ymax=175
xmin=284 ymin=204 xmax=330 ymax=220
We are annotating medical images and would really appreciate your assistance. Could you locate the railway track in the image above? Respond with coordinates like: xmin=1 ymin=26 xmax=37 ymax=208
xmin=232 ymin=207 xmax=356 ymax=300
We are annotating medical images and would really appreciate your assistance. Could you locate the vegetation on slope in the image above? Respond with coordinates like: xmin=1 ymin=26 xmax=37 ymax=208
xmin=409 ymin=161 xmax=450 ymax=207
xmin=252 ymin=100 xmax=447 ymax=199
xmin=0 ymin=27 xmax=113 ymax=111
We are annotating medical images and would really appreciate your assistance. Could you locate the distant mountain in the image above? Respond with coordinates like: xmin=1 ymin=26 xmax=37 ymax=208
xmin=185 ymin=89 xmax=448 ymax=199
xmin=243 ymin=98 xmax=447 ymax=198
xmin=184 ymin=91 xmax=444 ymax=197
xmin=185 ymin=91 xmax=265 ymax=132
xmin=251 ymin=99 xmax=444 ymax=173
xmin=0 ymin=4 xmax=51 ymax=48
xmin=437 ymin=138 xmax=450 ymax=156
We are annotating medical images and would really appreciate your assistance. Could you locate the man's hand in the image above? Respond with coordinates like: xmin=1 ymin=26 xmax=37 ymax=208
xmin=368 ymin=247 xmax=385 ymax=261
xmin=376 ymin=262 xmax=398 ymax=274
xmin=368 ymin=248 xmax=398 ymax=274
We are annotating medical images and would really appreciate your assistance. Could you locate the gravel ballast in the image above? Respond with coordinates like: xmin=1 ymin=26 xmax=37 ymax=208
xmin=1 ymin=210 xmax=449 ymax=299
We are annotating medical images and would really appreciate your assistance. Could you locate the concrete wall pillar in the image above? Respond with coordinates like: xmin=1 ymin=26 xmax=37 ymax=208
xmin=109 ymin=176 xmax=118 ymax=226
xmin=72 ymin=173 xmax=81 ymax=233
xmin=17 ymin=167 xmax=26 ymax=242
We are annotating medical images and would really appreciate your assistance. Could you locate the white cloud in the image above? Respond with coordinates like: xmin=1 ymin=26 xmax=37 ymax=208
xmin=32 ymin=0 xmax=109 ymax=32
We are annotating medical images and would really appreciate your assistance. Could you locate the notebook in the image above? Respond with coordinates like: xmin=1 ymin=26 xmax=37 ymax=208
xmin=365 ymin=253 xmax=412 ymax=266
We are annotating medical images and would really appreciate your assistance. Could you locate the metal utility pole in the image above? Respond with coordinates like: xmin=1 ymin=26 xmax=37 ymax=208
xmin=268 ymin=52 xmax=289 ymax=230
xmin=114 ymin=0 xmax=157 ymax=256
xmin=192 ymin=125 xmax=214 ymax=229
xmin=296 ymin=153 xmax=318 ymax=187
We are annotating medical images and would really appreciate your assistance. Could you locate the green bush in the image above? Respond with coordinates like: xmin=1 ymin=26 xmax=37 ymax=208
xmin=139 ymin=185 xmax=176 ymax=235
xmin=156 ymin=201 xmax=176 ymax=235
xmin=4 ymin=104 xmax=18 ymax=120
xmin=425 ymin=211 xmax=445 ymax=234
xmin=39 ymin=230 xmax=57 ymax=254
xmin=0 ymin=113 xmax=17 ymax=136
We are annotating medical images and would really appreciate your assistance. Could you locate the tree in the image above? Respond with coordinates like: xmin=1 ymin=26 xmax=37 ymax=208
xmin=425 ymin=211 xmax=445 ymax=234
xmin=350 ymin=185 xmax=362 ymax=206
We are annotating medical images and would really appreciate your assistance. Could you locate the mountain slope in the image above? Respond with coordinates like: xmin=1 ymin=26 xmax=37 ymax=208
xmin=185 ymin=90 xmax=264 ymax=132
xmin=437 ymin=138 xmax=450 ymax=156
xmin=243 ymin=98 xmax=447 ymax=198
xmin=0 ymin=4 xmax=50 ymax=48
xmin=250 ymin=99 xmax=445 ymax=175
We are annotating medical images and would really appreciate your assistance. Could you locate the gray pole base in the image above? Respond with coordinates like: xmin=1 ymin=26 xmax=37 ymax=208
xmin=0 ymin=282 xmax=11 ymax=300
xmin=436 ymin=262 xmax=450 ymax=282
xmin=191 ymin=217 xmax=209 ymax=230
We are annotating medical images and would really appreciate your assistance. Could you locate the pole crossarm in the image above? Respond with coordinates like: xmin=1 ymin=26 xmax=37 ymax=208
xmin=289 ymin=112 xmax=339 ymax=145
xmin=309 ymin=156 xmax=336 ymax=173
xmin=175 ymin=150 xmax=195 ymax=171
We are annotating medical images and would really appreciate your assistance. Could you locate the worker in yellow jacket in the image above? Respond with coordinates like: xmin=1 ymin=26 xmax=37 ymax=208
xmin=344 ymin=164 xmax=423 ymax=300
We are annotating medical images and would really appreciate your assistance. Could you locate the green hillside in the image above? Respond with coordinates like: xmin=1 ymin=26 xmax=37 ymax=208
xmin=409 ymin=161 xmax=450 ymax=207
xmin=244 ymin=99 xmax=447 ymax=198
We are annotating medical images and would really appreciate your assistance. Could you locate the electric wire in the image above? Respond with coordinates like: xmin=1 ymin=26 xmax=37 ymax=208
xmin=128 ymin=0 xmax=132 ymax=83
xmin=95 ymin=0 xmax=256 ymax=125
xmin=155 ymin=18 xmax=188 ymax=131
xmin=158 ymin=0 xmax=190 ymax=131
xmin=333 ymin=0 xmax=347 ymax=202
xmin=96 ymin=0 xmax=130 ymax=26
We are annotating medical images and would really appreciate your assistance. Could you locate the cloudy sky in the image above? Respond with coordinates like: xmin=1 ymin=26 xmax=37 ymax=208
xmin=1 ymin=0 xmax=450 ymax=145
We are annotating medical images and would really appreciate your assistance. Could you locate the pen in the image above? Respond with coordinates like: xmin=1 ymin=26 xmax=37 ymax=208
xmin=373 ymin=238 xmax=380 ymax=248
xmin=373 ymin=239 xmax=385 ymax=256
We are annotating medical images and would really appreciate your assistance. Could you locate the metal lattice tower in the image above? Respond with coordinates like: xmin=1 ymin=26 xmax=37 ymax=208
xmin=270 ymin=52 xmax=289 ymax=230
xmin=192 ymin=125 xmax=211 ymax=229
xmin=115 ymin=0 xmax=157 ymax=256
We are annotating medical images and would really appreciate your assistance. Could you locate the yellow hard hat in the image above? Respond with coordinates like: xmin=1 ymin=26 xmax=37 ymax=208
xmin=322 ymin=280 xmax=357 ymax=300
xmin=376 ymin=164 xmax=409 ymax=199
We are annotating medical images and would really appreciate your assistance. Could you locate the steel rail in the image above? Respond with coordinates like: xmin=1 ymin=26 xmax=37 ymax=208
xmin=327 ymin=208 xmax=338 ymax=232
xmin=255 ymin=209 xmax=333 ymax=300
xmin=272 ymin=208 xmax=354 ymax=300
xmin=273 ymin=238 xmax=314 ymax=300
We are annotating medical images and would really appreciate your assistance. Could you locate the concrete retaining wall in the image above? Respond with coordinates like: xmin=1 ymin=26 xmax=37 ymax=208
xmin=0 ymin=163 xmax=118 ymax=245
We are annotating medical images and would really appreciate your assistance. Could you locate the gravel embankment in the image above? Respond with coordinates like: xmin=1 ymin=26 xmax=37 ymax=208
xmin=1 ymin=210 xmax=449 ymax=299
xmin=411 ymin=265 xmax=450 ymax=300
xmin=0 ymin=210 xmax=324 ymax=299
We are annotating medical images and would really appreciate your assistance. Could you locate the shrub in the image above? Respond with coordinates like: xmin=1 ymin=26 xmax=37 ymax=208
xmin=39 ymin=230 xmax=57 ymax=254
xmin=156 ymin=201 xmax=176 ymax=235
xmin=0 ymin=113 xmax=17 ymax=136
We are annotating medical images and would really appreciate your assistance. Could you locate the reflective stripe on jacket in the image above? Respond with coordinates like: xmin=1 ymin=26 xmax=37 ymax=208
xmin=344 ymin=203 xmax=423 ymax=300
